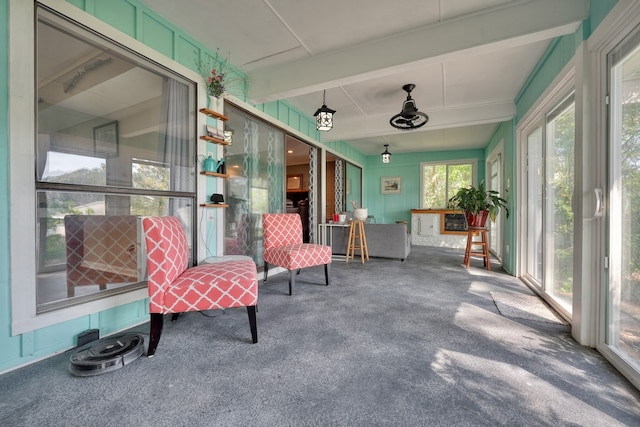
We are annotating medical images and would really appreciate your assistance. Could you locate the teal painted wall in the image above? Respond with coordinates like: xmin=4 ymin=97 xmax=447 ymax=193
xmin=516 ymin=0 xmax=619 ymax=122
xmin=590 ymin=0 xmax=619 ymax=31
xmin=254 ymin=100 xmax=367 ymax=167
xmin=255 ymin=100 xmax=320 ymax=143
xmin=362 ymin=149 xmax=486 ymax=225
xmin=515 ymin=28 xmax=584 ymax=121
xmin=323 ymin=140 xmax=367 ymax=166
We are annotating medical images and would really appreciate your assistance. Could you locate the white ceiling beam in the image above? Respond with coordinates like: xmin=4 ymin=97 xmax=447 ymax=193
xmin=322 ymin=101 xmax=516 ymax=143
xmin=248 ymin=0 xmax=588 ymax=103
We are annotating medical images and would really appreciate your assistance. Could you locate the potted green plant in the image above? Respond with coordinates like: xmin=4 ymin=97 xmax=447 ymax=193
xmin=448 ymin=181 xmax=509 ymax=228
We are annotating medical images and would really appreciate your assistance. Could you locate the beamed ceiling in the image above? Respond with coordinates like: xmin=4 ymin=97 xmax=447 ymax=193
xmin=141 ymin=0 xmax=588 ymax=156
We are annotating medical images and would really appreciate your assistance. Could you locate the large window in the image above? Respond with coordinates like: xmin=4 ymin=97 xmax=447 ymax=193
xmin=35 ymin=7 xmax=196 ymax=312
xmin=420 ymin=161 xmax=476 ymax=209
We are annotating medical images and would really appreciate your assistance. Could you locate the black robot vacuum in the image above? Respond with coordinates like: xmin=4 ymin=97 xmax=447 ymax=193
xmin=69 ymin=333 xmax=145 ymax=377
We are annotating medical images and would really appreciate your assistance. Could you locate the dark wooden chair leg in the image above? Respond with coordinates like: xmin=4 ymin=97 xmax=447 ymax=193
xmin=170 ymin=313 xmax=181 ymax=322
xmin=147 ymin=313 xmax=164 ymax=357
xmin=247 ymin=306 xmax=258 ymax=343
xmin=325 ymin=263 xmax=331 ymax=286
xmin=263 ymin=262 xmax=269 ymax=283
xmin=288 ymin=269 xmax=295 ymax=295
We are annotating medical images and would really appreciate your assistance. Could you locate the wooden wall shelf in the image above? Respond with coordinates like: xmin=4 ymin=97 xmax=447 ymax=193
xmin=199 ymin=171 xmax=228 ymax=178
xmin=199 ymin=108 xmax=228 ymax=121
xmin=199 ymin=135 xmax=228 ymax=145
xmin=199 ymin=203 xmax=229 ymax=208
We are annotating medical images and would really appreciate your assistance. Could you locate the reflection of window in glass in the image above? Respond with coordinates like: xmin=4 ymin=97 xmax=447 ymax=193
xmin=421 ymin=161 xmax=475 ymax=208
xmin=41 ymin=152 xmax=106 ymax=184
xmin=35 ymin=7 xmax=195 ymax=311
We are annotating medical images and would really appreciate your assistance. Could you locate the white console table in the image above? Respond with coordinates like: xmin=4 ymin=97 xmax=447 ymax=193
xmin=318 ymin=222 xmax=349 ymax=260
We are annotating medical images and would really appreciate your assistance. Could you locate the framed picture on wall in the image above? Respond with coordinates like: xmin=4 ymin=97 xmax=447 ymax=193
xmin=287 ymin=174 xmax=303 ymax=190
xmin=381 ymin=176 xmax=402 ymax=194
xmin=93 ymin=120 xmax=119 ymax=158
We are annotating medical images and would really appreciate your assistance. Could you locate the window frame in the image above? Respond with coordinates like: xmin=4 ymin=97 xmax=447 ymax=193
xmin=9 ymin=0 xmax=208 ymax=335
xmin=418 ymin=159 xmax=478 ymax=209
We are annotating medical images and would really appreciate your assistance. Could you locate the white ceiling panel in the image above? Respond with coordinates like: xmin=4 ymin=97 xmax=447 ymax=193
xmin=440 ymin=0 xmax=513 ymax=20
xmin=443 ymin=40 xmax=551 ymax=107
xmin=267 ymin=0 xmax=442 ymax=54
xmin=141 ymin=0 xmax=302 ymax=67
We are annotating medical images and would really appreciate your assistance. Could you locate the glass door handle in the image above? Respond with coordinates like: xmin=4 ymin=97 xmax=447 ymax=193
xmin=594 ymin=188 xmax=604 ymax=217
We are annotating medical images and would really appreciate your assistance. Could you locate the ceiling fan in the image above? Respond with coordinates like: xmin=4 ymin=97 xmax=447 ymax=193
xmin=389 ymin=83 xmax=429 ymax=130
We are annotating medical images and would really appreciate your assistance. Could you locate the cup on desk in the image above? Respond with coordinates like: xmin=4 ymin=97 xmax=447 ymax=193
xmin=333 ymin=213 xmax=339 ymax=222
xmin=338 ymin=214 xmax=346 ymax=223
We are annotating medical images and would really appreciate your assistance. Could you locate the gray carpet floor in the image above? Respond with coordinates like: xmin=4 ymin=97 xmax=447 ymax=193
xmin=2 ymin=245 xmax=640 ymax=426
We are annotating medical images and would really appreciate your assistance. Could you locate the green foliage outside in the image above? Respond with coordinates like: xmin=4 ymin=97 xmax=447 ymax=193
xmin=549 ymin=104 xmax=575 ymax=297
xmin=130 ymin=163 xmax=169 ymax=215
xmin=621 ymin=103 xmax=640 ymax=302
xmin=423 ymin=163 xmax=472 ymax=208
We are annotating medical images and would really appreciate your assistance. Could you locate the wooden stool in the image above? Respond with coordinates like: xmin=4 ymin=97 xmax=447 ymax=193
xmin=346 ymin=220 xmax=369 ymax=264
xmin=463 ymin=226 xmax=491 ymax=270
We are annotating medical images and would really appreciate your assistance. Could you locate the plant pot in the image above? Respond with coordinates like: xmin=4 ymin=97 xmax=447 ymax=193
xmin=465 ymin=210 xmax=489 ymax=228
xmin=353 ymin=208 xmax=368 ymax=221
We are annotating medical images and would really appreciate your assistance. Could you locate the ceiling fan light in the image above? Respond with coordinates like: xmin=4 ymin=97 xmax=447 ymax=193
xmin=401 ymin=99 xmax=419 ymax=117
xmin=390 ymin=84 xmax=429 ymax=130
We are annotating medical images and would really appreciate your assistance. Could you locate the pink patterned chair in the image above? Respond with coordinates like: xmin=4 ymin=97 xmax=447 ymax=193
xmin=142 ymin=216 xmax=258 ymax=357
xmin=262 ymin=213 xmax=332 ymax=295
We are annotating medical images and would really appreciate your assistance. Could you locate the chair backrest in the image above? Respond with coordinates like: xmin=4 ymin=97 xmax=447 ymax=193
xmin=142 ymin=217 xmax=189 ymax=311
xmin=262 ymin=213 xmax=303 ymax=250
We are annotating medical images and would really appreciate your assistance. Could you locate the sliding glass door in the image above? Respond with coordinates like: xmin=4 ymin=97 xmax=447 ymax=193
xmin=606 ymin=26 xmax=640 ymax=368
xmin=521 ymin=94 xmax=575 ymax=314
xmin=223 ymin=104 xmax=285 ymax=265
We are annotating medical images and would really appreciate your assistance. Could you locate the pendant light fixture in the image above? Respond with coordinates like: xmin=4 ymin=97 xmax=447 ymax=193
xmin=381 ymin=144 xmax=392 ymax=163
xmin=314 ymin=90 xmax=336 ymax=131
xmin=389 ymin=84 xmax=429 ymax=130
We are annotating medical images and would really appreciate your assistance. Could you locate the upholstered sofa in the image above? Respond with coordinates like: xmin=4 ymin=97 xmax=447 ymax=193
xmin=329 ymin=222 xmax=411 ymax=261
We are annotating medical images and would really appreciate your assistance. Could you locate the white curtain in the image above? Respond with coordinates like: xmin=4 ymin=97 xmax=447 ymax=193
xmin=159 ymin=78 xmax=192 ymax=238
